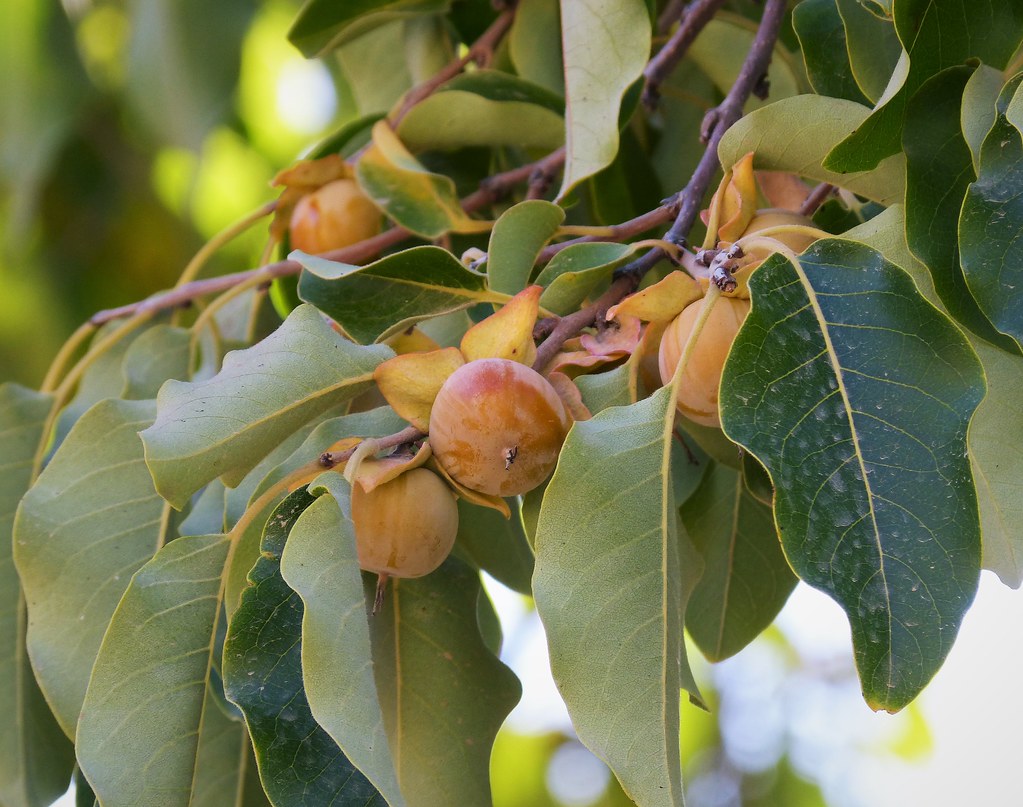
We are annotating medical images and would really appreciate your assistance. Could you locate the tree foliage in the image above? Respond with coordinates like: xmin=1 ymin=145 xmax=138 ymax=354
xmin=3 ymin=1 xmax=1023 ymax=805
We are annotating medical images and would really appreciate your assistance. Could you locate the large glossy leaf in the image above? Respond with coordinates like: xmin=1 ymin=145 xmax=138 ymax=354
xmin=14 ymin=399 xmax=166 ymax=736
xmin=825 ymin=0 xmax=1023 ymax=172
xmin=719 ymin=239 xmax=985 ymax=711
xmin=717 ymin=95 xmax=904 ymax=206
xmin=297 ymin=246 xmax=503 ymax=344
xmin=76 ymin=533 xmax=231 ymax=805
xmin=680 ymin=462 xmax=796 ymax=661
xmin=223 ymin=489 xmax=384 ymax=807
xmin=557 ymin=0 xmax=650 ymax=198
xmin=288 ymin=0 xmax=450 ymax=57
xmin=845 ymin=205 xmax=1023 ymax=589
xmin=397 ymin=71 xmax=565 ymax=152
xmin=140 ymin=305 xmax=391 ymax=508
xmin=282 ymin=475 xmax=521 ymax=806
xmin=833 ymin=0 xmax=901 ymax=104
xmin=960 ymin=84 xmax=1023 ymax=350
xmin=792 ymin=0 xmax=870 ymax=105
xmin=533 ymin=386 xmax=704 ymax=807
xmin=486 ymin=201 xmax=565 ymax=296
xmin=903 ymin=67 xmax=1020 ymax=354
xmin=0 ymin=384 xmax=74 ymax=807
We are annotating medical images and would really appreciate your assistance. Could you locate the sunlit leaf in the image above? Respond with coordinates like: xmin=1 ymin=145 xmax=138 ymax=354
xmin=140 ymin=305 xmax=391 ymax=508
xmin=486 ymin=200 xmax=565 ymax=296
xmin=720 ymin=239 xmax=985 ymax=711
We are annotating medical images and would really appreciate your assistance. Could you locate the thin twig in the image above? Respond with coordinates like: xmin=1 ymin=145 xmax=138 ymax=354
xmin=643 ymin=0 xmax=729 ymax=109
xmin=525 ymin=147 xmax=567 ymax=200
xmin=798 ymin=182 xmax=835 ymax=217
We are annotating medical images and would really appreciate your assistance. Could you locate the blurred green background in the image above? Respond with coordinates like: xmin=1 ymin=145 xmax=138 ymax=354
xmin=1 ymin=3 xmax=951 ymax=806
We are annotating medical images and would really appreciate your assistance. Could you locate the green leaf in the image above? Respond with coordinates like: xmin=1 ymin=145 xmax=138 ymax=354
xmin=557 ymin=0 xmax=651 ymax=199
xmin=680 ymin=462 xmax=796 ymax=662
xmin=960 ymin=86 xmax=1023 ymax=350
xmin=536 ymin=243 xmax=636 ymax=315
xmin=14 ymin=399 xmax=166 ymax=736
xmin=903 ymin=66 xmax=1020 ymax=353
xmin=485 ymin=200 xmax=565 ymax=296
xmin=455 ymin=498 xmax=534 ymax=595
xmin=76 ymin=533 xmax=230 ymax=805
xmin=283 ymin=475 xmax=521 ymax=806
xmin=288 ymin=0 xmax=450 ymax=57
xmin=793 ymin=0 xmax=870 ymax=105
xmin=575 ymin=363 xmax=636 ymax=413
xmin=140 ymin=305 xmax=391 ymax=508
xmin=509 ymin=0 xmax=564 ymax=95
xmin=846 ymin=205 xmax=1023 ymax=589
xmin=533 ymin=388 xmax=693 ymax=807
xmin=651 ymin=61 xmax=716 ymax=193
xmin=825 ymin=0 xmax=1023 ymax=172
xmin=397 ymin=71 xmax=566 ymax=153
xmin=223 ymin=489 xmax=385 ymax=807
xmin=719 ymin=240 xmax=985 ymax=711
xmin=0 ymin=384 xmax=74 ymax=807
xmin=120 ymin=324 xmax=192 ymax=400
xmin=833 ymin=0 xmax=902 ymax=104
xmin=960 ymin=64 xmax=1006 ymax=169
xmin=355 ymin=122 xmax=489 ymax=238
xmin=717 ymin=94 xmax=905 ymax=206
xmin=191 ymin=688 xmax=247 ymax=807
xmin=335 ymin=23 xmax=413 ymax=116
xmin=297 ymin=246 xmax=503 ymax=344
xmin=587 ymin=127 xmax=665 ymax=226
xmin=688 ymin=14 xmax=804 ymax=110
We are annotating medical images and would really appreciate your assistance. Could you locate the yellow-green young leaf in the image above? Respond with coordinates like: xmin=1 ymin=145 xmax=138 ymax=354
xmin=140 ymin=305 xmax=392 ymax=508
xmin=356 ymin=121 xmax=489 ymax=238
xmin=533 ymin=386 xmax=697 ymax=807
xmin=720 ymin=239 xmax=985 ymax=712
xmin=0 ymin=384 xmax=75 ymax=807
xmin=397 ymin=71 xmax=565 ymax=153
xmin=557 ymin=0 xmax=650 ymax=199
xmin=288 ymin=0 xmax=450 ymax=57
xmin=296 ymin=246 xmax=504 ymax=344
xmin=688 ymin=14 xmax=803 ymax=110
xmin=14 ymin=399 xmax=167 ymax=737
xmin=680 ymin=462 xmax=796 ymax=662
xmin=717 ymin=95 xmax=905 ymax=206
xmin=845 ymin=205 xmax=1023 ymax=589
xmin=76 ymin=533 xmax=231 ymax=806
xmin=281 ymin=473 xmax=521 ymax=807
xmin=486 ymin=200 xmax=565 ymax=296
xmin=223 ymin=489 xmax=385 ymax=806
xmin=120 ymin=324 xmax=192 ymax=400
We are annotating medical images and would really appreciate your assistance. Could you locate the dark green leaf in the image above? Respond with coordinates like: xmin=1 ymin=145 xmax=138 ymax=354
xmin=960 ymin=84 xmax=1023 ymax=350
xmin=720 ymin=240 xmax=985 ymax=711
xmin=0 ymin=384 xmax=74 ymax=807
xmin=76 ymin=534 xmax=231 ymax=805
xmin=14 ymin=399 xmax=166 ymax=736
xmin=533 ymin=387 xmax=695 ymax=807
xmin=793 ymin=0 xmax=870 ymax=104
xmin=833 ymin=0 xmax=902 ymax=103
xmin=903 ymin=66 xmax=1020 ymax=353
xmin=288 ymin=0 xmax=450 ymax=57
xmin=455 ymin=498 xmax=534 ymax=594
xmin=140 ymin=305 xmax=392 ymax=507
xmin=681 ymin=462 xmax=796 ymax=661
xmin=587 ymin=127 xmax=665 ymax=226
xmin=297 ymin=246 xmax=504 ymax=344
xmin=224 ymin=489 xmax=384 ymax=807
xmin=485 ymin=201 xmax=565 ymax=296
xmin=825 ymin=0 xmax=1023 ymax=172
xmin=74 ymin=767 xmax=97 ymax=807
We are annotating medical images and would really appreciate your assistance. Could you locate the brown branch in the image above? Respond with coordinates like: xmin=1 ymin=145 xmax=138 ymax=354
xmin=798 ymin=182 xmax=835 ymax=217
xmin=533 ymin=0 xmax=789 ymax=367
xmin=643 ymin=0 xmax=730 ymax=109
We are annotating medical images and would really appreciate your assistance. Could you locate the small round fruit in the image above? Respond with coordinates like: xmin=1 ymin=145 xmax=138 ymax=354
xmin=658 ymin=296 xmax=750 ymax=428
xmin=351 ymin=468 xmax=458 ymax=578
xmin=429 ymin=358 xmax=570 ymax=497
xmin=741 ymin=208 xmax=817 ymax=253
xmin=289 ymin=178 xmax=381 ymax=253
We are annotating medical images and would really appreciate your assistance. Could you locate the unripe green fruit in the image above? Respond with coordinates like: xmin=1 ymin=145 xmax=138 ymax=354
xmin=429 ymin=358 xmax=570 ymax=496
xmin=658 ymin=296 xmax=750 ymax=428
xmin=351 ymin=468 xmax=458 ymax=578
xmin=289 ymin=178 xmax=381 ymax=253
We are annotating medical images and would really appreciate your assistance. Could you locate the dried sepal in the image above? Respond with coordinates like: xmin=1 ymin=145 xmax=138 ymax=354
xmin=352 ymin=442 xmax=433 ymax=494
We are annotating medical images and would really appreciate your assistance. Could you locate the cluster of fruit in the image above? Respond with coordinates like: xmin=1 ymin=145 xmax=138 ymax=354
xmin=284 ymin=153 xmax=823 ymax=595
